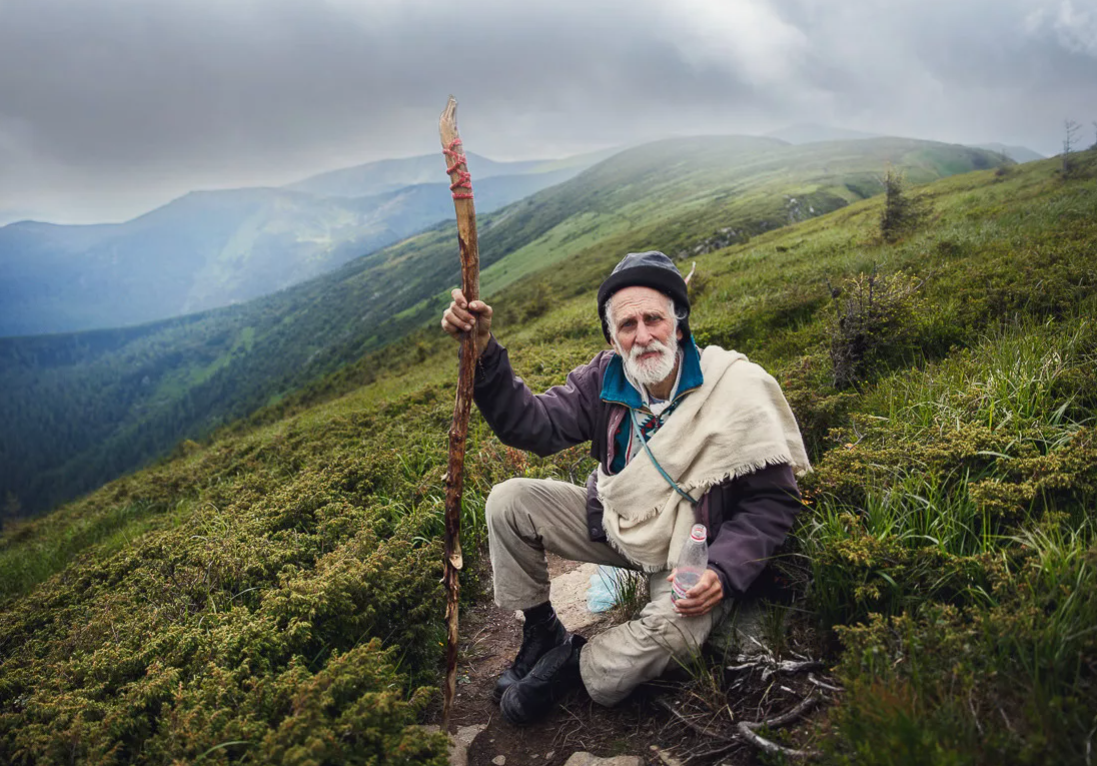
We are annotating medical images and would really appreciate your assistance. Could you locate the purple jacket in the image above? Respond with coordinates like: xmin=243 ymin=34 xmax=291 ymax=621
xmin=473 ymin=336 xmax=803 ymax=601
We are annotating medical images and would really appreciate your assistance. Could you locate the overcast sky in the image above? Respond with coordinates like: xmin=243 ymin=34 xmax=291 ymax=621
xmin=1 ymin=0 xmax=1095 ymax=224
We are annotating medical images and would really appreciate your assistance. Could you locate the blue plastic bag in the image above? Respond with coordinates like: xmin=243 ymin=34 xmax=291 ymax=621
xmin=586 ymin=565 xmax=628 ymax=612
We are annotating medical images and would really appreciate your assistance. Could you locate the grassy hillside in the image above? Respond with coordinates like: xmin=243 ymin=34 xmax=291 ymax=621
xmin=0 ymin=136 xmax=1006 ymax=519
xmin=1 ymin=148 xmax=1094 ymax=763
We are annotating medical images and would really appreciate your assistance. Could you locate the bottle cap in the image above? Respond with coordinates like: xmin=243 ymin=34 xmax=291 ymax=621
xmin=690 ymin=524 xmax=706 ymax=542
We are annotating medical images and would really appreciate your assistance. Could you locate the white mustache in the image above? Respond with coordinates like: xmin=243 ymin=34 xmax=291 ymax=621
xmin=628 ymin=338 xmax=671 ymax=363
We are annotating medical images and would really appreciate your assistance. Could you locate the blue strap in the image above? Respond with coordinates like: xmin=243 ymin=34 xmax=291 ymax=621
xmin=630 ymin=409 xmax=697 ymax=505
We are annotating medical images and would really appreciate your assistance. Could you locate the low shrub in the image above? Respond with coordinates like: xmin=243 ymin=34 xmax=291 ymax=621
xmin=827 ymin=268 xmax=923 ymax=390
xmin=828 ymin=533 xmax=1096 ymax=765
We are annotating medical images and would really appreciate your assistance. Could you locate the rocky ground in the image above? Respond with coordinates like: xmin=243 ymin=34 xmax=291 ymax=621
xmin=431 ymin=555 xmax=837 ymax=766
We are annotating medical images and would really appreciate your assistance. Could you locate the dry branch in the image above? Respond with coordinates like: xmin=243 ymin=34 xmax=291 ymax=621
xmin=725 ymin=654 xmax=824 ymax=680
xmin=658 ymin=683 xmax=824 ymax=761
xmin=807 ymin=672 xmax=844 ymax=693
xmin=737 ymin=694 xmax=822 ymax=760
xmin=439 ymin=95 xmax=480 ymax=729
xmin=736 ymin=723 xmax=821 ymax=760
xmin=655 ymin=697 xmax=735 ymax=743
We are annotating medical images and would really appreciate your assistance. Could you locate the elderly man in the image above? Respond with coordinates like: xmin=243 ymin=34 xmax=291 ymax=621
xmin=441 ymin=251 xmax=809 ymax=725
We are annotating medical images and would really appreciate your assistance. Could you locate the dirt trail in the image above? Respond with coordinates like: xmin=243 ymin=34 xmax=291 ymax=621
xmin=441 ymin=556 xmax=712 ymax=766
xmin=435 ymin=554 xmax=831 ymax=766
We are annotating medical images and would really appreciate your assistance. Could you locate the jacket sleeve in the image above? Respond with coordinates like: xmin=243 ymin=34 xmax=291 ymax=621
xmin=704 ymin=463 xmax=802 ymax=600
xmin=473 ymin=336 xmax=605 ymax=457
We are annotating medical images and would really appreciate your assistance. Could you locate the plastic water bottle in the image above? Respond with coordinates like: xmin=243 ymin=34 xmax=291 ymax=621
xmin=671 ymin=524 xmax=708 ymax=602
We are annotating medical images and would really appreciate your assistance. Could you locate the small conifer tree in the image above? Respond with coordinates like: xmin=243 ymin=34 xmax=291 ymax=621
xmin=879 ymin=166 xmax=925 ymax=242
xmin=1062 ymin=119 xmax=1080 ymax=176
xmin=1 ymin=491 xmax=21 ymax=528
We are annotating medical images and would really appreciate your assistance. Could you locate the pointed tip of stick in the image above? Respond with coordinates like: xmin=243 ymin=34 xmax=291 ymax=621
xmin=440 ymin=97 xmax=458 ymax=135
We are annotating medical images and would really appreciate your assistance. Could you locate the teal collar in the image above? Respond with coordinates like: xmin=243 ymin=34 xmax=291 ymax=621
xmin=600 ymin=339 xmax=704 ymax=410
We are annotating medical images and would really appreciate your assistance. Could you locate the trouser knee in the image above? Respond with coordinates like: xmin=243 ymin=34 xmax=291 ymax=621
xmin=484 ymin=477 xmax=531 ymax=536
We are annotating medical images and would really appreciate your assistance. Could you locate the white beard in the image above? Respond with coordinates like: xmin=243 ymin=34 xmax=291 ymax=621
xmin=617 ymin=334 xmax=679 ymax=390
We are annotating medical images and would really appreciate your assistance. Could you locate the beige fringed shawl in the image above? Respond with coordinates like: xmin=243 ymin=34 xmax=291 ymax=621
xmin=596 ymin=346 xmax=811 ymax=571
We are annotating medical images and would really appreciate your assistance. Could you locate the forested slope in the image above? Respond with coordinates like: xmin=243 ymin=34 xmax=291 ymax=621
xmin=1 ymin=149 xmax=1095 ymax=763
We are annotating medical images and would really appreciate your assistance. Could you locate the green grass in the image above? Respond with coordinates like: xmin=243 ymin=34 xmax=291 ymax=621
xmin=1 ymin=148 xmax=1096 ymax=763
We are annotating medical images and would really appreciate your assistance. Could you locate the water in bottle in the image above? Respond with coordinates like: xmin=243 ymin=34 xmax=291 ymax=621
xmin=671 ymin=523 xmax=708 ymax=602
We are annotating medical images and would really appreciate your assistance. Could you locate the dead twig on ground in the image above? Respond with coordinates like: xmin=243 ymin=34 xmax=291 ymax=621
xmin=655 ymin=697 xmax=736 ymax=743
xmin=725 ymin=654 xmax=824 ymax=680
xmin=807 ymin=672 xmax=843 ymax=693
xmin=659 ymin=688 xmax=824 ymax=761
xmin=684 ymin=740 xmax=742 ymax=763
xmin=736 ymin=694 xmax=822 ymax=760
xmin=736 ymin=724 xmax=821 ymax=760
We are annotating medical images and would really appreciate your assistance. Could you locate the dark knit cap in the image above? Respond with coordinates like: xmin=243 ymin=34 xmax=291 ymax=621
xmin=597 ymin=250 xmax=690 ymax=342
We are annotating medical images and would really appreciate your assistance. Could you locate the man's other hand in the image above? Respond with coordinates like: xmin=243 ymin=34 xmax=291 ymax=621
xmin=442 ymin=288 xmax=493 ymax=356
xmin=667 ymin=569 xmax=723 ymax=617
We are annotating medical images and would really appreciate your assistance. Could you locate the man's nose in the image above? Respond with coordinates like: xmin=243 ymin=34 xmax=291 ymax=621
xmin=635 ymin=323 xmax=652 ymax=346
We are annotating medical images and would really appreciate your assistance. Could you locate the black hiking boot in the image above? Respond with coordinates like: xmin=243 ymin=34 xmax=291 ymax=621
xmin=492 ymin=606 xmax=567 ymax=702
xmin=499 ymin=633 xmax=587 ymax=726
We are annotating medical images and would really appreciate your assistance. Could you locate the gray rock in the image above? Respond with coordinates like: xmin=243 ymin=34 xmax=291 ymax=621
xmin=707 ymin=598 xmax=773 ymax=655
xmin=562 ymin=754 xmax=642 ymax=766
xmin=421 ymin=723 xmax=487 ymax=766
xmin=550 ymin=563 xmax=611 ymax=633
xmin=455 ymin=724 xmax=487 ymax=751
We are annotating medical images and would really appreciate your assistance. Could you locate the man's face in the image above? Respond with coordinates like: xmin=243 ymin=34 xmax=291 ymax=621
xmin=609 ymin=286 xmax=683 ymax=388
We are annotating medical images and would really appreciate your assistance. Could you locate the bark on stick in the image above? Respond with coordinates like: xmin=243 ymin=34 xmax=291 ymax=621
xmin=439 ymin=95 xmax=480 ymax=729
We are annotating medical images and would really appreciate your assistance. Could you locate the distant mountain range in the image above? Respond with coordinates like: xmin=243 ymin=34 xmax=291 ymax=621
xmin=0 ymin=208 xmax=45 ymax=227
xmin=286 ymin=149 xmax=617 ymax=198
xmin=972 ymin=143 xmax=1045 ymax=163
xmin=0 ymin=151 xmax=609 ymax=337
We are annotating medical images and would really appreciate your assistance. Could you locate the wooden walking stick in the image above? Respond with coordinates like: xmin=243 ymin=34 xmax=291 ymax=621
xmin=439 ymin=95 xmax=479 ymax=729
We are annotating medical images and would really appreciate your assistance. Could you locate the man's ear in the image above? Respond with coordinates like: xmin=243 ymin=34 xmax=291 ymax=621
xmin=676 ymin=328 xmax=684 ymax=341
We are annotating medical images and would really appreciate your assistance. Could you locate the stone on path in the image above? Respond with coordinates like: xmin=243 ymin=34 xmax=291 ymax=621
xmin=548 ymin=563 xmax=607 ymax=633
xmin=562 ymin=754 xmax=642 ymax=766
xmin=650 ymin=745 xmax=686 ymax=766
xmin=422 ymin=723 xmax=487 ymax=766
xmin=454 ymin=724 xmax=487 ymax=751
xmin=706 ymin=597 xmax=771 ymax=655
xmin=492 ymin=756 xmax=506 ymax=765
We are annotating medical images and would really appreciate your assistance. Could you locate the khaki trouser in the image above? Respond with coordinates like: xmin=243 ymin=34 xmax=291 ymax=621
xmin=485 ymin=477 xmax=728 ymax=707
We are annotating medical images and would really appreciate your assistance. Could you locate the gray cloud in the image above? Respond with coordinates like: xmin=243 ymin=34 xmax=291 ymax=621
xmin=1 ymin=0 xmax=1094 ymax=222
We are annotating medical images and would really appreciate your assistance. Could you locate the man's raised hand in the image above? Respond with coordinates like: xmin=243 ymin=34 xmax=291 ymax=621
xmin=442 ymin=288 xmax=493 ymax=357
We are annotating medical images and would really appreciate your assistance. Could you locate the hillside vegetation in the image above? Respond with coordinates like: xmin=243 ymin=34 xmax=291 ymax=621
xmin=0 ymin=136 xmax=1005 ymax=519
xmin=2 ymin=147 xmax=1095 ymax=764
